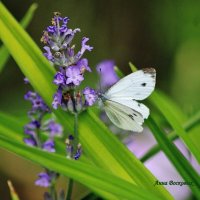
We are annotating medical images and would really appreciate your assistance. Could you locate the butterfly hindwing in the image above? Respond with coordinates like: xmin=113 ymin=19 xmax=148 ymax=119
xmin=104 ymin=100 xmax=144 ymax=132
xmin=105 ymin=68 xmax=156 ymax=100
xmin=108 ymin=98 xmax=150 ymax=119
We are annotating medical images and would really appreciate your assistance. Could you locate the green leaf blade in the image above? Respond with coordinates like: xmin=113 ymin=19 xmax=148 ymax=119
xmin=0 ymin=3 xmax=38 ymax=72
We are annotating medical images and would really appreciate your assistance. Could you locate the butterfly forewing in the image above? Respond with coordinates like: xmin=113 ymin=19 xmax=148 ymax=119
xmin=105 ymin=68 xmax=156 ymax=100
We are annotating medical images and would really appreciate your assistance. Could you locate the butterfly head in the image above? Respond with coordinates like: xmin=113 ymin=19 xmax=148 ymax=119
xmin=98 ymin=92 xmax=108 ymax=103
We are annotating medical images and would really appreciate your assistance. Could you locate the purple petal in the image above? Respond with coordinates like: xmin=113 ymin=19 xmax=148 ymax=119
xmin=53 ymin=72 xmax=65 ymax=85
xmin=52 ymin=88 xmax=62 ymax=109
xmin=35 ymin=172 xmax=51 ymax=187
xmin=42 ymin=140 xmax=55 ymax=153
xmin=24 ymin=137 xmax=37 ymax=146
xmin=83 ymin=87 xmax=97 ymax=106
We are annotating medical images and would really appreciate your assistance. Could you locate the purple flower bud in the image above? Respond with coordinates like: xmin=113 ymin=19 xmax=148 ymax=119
xmin=24 ymin=91 xmax=37 ymax=101
xmin=42 ymin=140 xmax=55 ymax=153
xmin=66 ymin=66 xmax=84 ymax=86
xmin=35 ymin=172 xmax=51 ymax=187
xmin=63 ymin=17 xmax=69 ymax=24
xmin=74 ymin=144 xmax=82 ymax=160
xmin=75 ymin=37 xmax=93 ymax=61
xmin=24 ymin=137 xmax=37 ymax=147
xmin=77 ymin=58 xmax=91 ymax=73
xmin=43 ymin=46 xmax=53 ymax=61
xmin=47 ymin=26 xmax=56 ymax=34
xmin=81 ymin=37 xmax=93 ymax=52
xmin=96 ymin=60 xmax=119 ymax=88
xmin=83 ymin=87 xmax=97 ymax=106
xmin=25 ymin=120 xmax=40 ymax=129
xmin=32 ymin=97 xmax=44 ymax=109
xmin=24 ymin=77 xmax=29 ymax=84
xmin=53 ymin=72 xmax=65 ymax=85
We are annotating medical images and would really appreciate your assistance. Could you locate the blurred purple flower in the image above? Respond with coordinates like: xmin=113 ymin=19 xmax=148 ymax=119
xmin=24 ymin=77 xmax=29 ymax=84
xmin=24 ymin=137 xmax=37 ymax=147
xmin=42 ymin=140 xmax=55 ymax=153
xmin=35 ymin=172 xmax=51 ymax=187
xmin=43 ymin=120 xmax=63 ymax=137
xmin=24 ymin=91 xmax=37 ymax=101
xmin=83 ymin=87 xmax=97 ymax=106
xmin=96 ymin=60 xmax=119 ymax=88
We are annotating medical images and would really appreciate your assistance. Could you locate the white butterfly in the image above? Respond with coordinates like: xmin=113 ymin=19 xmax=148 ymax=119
xmin=99 ymin=68 xmax=156 ymax=132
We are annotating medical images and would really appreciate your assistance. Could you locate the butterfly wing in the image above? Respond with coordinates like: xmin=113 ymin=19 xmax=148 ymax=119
xmin=104 ymin=100 xmax=144 ymax=132
xmin=108 ymin=98 xmax=150 ymax=119
xmin=105 ymin=68 xmax=156 ymax=100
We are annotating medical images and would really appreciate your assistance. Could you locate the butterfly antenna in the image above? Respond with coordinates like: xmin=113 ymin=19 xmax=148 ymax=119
xmin=98 ymin=68 xmax=102 ymax=94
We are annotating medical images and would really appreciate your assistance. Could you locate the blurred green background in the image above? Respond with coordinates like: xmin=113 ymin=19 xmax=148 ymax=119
xmin=1 ymin=0 xmax=200 ymax=199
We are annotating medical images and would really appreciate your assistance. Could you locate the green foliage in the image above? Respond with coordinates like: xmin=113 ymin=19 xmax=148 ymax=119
xmin=0 ymin=2 xmax=200 ymax=200
xmin=0 ymin=2 xmax=172 ymax=200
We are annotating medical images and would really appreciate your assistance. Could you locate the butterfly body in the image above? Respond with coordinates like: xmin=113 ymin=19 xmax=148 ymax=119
xmin=99 ymin=68 xmax=156 ymax=132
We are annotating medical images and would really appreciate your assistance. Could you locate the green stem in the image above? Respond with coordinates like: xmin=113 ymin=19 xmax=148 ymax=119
xmin=66 ymin=178 xmax=73 ymax=200
xmin=66 ymin=113 xmax=78 ymax=200
xmin=141 ymin=110 xmax=200 ymax=162
xmin=74 ymin=112 xmax=78 ymax=151
xmin=50 ymin=182 xmax=57 ymax=200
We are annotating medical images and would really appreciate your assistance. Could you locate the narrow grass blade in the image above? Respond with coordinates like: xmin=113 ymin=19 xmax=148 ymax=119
xmin=7 ymin=180 xmax=20 ymax=200
xmin=0 ymin=3 xmax=38 ymax=72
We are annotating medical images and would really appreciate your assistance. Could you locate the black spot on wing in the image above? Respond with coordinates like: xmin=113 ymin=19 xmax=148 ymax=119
xmin=141 ymin=83 xmax=146 ymax=87
xmin=128 ymin=114 xmax=134 ymax=120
